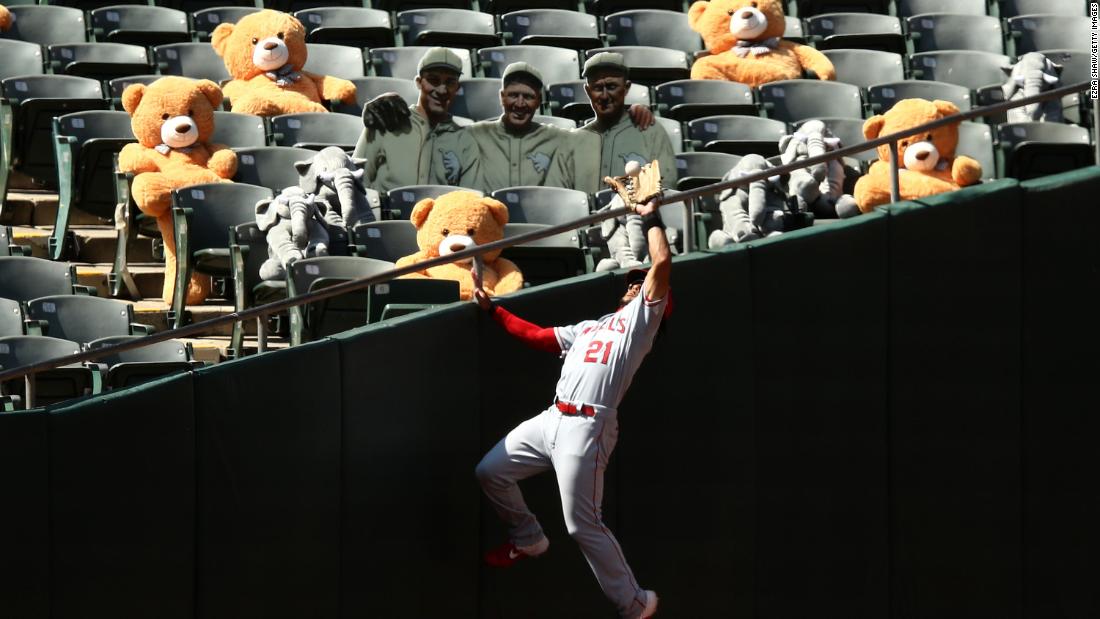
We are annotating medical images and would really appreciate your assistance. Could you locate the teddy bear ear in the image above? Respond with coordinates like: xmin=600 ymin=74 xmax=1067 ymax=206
xmin=409 ymin=198 xmax=435 ymax=228
xmin=862 ymin=114 xmax=885 ymax=139
xmin=121 ymin=83 xmax=146 ymax=115
xmin=483 ymin=197 xmax=509 ymax=227
xmin=211 ymin=22 xmax=235 ymax=57
xmin=687 ymin=1 xmax=710 ymax=28
xmin=932 ymin=99 xmax=960 ymax=118
xmin=194 ymin=79 xmax=223 ymax=109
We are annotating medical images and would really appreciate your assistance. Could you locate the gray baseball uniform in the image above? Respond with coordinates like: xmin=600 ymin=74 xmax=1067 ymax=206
xmin=476 ymin=291 xmax=667 ymax=619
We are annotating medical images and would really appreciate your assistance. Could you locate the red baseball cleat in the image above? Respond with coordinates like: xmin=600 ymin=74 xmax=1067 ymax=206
xmin=639 ymin=590 xmax=659 ymax=618
xmin=483 ymin=536 xmax=549 ymax=568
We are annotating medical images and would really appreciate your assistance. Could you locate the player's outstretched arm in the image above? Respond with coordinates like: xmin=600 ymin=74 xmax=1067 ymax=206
xmin=636 ymin=199 xmax=671 ymax=302
xmin=472 ymin=280 xmax=561 ymax=354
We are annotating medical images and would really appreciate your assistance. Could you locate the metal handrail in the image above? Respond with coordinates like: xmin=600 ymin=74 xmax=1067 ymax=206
xmin=0 ymin=79 xmax=1094 ymax=393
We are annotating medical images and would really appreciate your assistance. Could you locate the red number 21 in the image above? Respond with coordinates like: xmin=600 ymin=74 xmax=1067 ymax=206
xmin=583 ymin=340 xmax=614 ymax=365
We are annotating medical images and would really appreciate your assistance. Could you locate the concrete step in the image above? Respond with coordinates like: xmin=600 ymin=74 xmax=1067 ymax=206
xmin=76 ymin=263 xmax=166 ymax=300
xmin=1 ymin=191 xmax=108 ymax=227
xmin=13 ymin=225 xmax=157 ymax=263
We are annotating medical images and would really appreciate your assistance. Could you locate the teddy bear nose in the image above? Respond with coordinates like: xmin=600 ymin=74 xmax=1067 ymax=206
xmin=740 ymin=10 xmax=754 ymax=18
xmin=263 ymin=41 xmax=278 ymax=51
xmin=175 ymin=123 xmax=192 ymax=134
xmin=914 ymin=150 xmax=929 ymax=161
xmin=449 ymin=242 xmax=467 ymax=253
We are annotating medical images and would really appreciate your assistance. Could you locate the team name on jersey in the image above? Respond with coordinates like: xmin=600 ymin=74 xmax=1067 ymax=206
xmin=580 ymin=314 xmax=627 ymax=336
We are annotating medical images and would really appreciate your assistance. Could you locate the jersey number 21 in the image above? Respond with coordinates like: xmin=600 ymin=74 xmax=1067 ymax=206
xmin=584 ymin=340 xmax=613 ymax=365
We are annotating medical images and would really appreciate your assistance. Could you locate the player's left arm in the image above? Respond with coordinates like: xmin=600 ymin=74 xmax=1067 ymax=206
xmin=635 ymin=198 xmax=670 ymax=302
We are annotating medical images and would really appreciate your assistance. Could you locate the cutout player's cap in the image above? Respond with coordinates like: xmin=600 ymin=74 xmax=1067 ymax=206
xmin=501 ymin=61 xmax=543 ymax=90
xmin=417 ymin=47 xmax=464 ymax=75
xmin=625 ymin=268 xmax=648 ymax=287
xmin=583 ymin=52 xmax=628 ymax=79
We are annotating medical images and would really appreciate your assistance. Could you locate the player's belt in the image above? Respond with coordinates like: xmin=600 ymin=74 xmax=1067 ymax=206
xmin=555 ymin=398 xmax=596 ymax=417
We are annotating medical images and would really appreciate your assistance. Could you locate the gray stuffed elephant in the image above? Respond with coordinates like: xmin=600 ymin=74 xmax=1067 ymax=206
xmin=1002 ymin=52 xmax=1064 ymax=123
xmin=255 ymin=147 xmax=375 ymax=281
xmin=708 ymin=154 xmax=787 ymax=249
xmin=295 ymin=146 xmax=374 ymax=229
xmin=595 ymin=193 xmax=681 ymax=272
xmin=778 ymin=120 xmax=860 ymax=219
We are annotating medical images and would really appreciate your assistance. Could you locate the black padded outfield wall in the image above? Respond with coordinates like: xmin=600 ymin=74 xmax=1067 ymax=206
xmin=1 ymin=168 xmax=1098 ymax=619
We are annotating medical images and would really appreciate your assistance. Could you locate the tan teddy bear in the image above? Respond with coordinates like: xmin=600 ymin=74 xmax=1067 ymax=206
xmin=117 ymin=76 xmax=238 ymax=305
xmin=854 ymin=98 xmax=983 ymax=212
xmin=211 ymin=9 xmax=356 ymax=117
xmin=688 ymin=0 xmax=835 ymax=87
xmin=396 ymin=191 xmax=523 ymax=300
xmin=0 ymin=5 xmax=11 ymax=32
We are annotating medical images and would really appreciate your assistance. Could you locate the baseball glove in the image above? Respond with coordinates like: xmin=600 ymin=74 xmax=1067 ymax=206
xmin=604 ymin=160 xmax=663 ymax=212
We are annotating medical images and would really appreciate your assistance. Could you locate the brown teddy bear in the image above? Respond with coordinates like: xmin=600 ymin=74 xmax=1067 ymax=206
xmin=396 ymin=190 xmax=523 ymax=300
xmin=211 ymin=9 xmax=356 ymax=116
xmin=688 ymin=0 xmax=835 ymax=87
xmin=854 ymin=98 xmax=983 ymax=212
xmin=0 ymin=5 xmax=11 ymax=32
xmin=117 ymin=76 xmax=238 ymax=305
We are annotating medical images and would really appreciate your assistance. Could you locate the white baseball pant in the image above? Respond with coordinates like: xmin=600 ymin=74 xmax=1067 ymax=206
xmin=476 ymin=406 xmax=650 ymax=618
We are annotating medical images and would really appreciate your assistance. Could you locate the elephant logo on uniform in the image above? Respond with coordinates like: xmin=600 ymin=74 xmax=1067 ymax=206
xmin=527 ymin=152 xmax=551 ymax=174
xmin=439 ymin=149 xmax=461 ymax=184
xmin=620 ymin=152 xmax=648 ymax=168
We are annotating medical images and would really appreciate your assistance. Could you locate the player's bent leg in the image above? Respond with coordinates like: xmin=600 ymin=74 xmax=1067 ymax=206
xmin=553 ymin=413 xmax=649 ymax=618
xmin=476 ymin=410 xmax=555 ymax=554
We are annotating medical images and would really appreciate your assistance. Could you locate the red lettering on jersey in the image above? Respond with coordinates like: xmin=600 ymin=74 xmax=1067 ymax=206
xmin=583 ymin=340 xmax=614 ymax=365
xmin=616 ymin=317 xmax=627 ymax=334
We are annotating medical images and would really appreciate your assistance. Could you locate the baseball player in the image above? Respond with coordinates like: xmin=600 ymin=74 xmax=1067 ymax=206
xmin=472 ymin=197 xmax=671 ymax=619
xmin=352 ymin=47 xmax=480 ymax=192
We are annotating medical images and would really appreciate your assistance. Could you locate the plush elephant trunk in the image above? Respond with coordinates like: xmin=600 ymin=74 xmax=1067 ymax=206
xmin=332 ymin=168 xmax=364 ymax=225
xmin=288 ymin=194 xmax=310 ymax=247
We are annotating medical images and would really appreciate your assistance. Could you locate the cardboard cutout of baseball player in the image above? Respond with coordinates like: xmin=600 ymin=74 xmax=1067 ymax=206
xmin=472 ymin=194 xmax=671 ymax=619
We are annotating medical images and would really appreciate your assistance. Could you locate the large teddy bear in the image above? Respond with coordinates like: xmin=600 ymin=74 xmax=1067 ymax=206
xmin=0 ymin=5 xmax=11 ymax=32
xmin=688 ymin=0 xmax=835 ymax=87
xmin=397 ymin=191 xmax=523 ymax=300
xmin=118 ymin=76 xmax=237 ymax=305
xmin=255 ymin=146 xmax=375 ymax=281
xmin=854 ymin=98 xmax=983 ymax=212
xmin=211 ymin=9 xmax=356 ymax=116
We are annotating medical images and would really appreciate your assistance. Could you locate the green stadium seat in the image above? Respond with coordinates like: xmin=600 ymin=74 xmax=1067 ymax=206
xmin=501 ymin=222 xmax=590 ymax=287
xmin=996 ymin=121 xmax=1094 ymax=180
xmin=0 ymin=297 xmax=30 ymax=337
xmin=211 ymin=111 xmax=268 ymax=148
xmin=1006 ymin=14 xmax=1091 ymax=55
xmin=688 ymin=114 xmax=789 ymax=157
xmin=0 ymin=335 xmax=97 ymax=409
xmin=48 ymin=43 xmax=152 ymax=82
xmin=168 ymin=182 xmax=274 ymax=327
xmin=232 ymin=146 xmax=317 ymax=192
xmin=0 ymin=75 xmax=108 ymax=197
xmin=295 ymin=7 xmax=394 ymax=48
xmin=547 ymin=79 xmax=650 ymax=121
xmin=0 ymin=257 xmax=95 ymax=302
xmin=365 ymin=278 xmax=461 ymax=324
xmin=655 ymin=79 xmax=756 ymax=122
xmin=303 ymin=43 xmax=366 ymax=81
xmin=191 ymin=6 xmax=262 ymax=43
xmin=909 ymin=50 xmax=1012 ymax=91
xmin=0 ymin=5 xmax=87 ymax=47
xmin=154 ymin=42 xmax=230 ymax=82
xmin=499 ymin=9 xmax=602 ymax=50
xmin=759 ymin=79 xmax=864 ymax=123
xmin=906 ymin=13 xmax=1005 ymax=54
xmin=25 ymin=295 xmax=151 ymax=345
xmin=584 ymin=46 xmax=691 ymax=85
xmin=0 ymin=39 xmax=45 ymax=81
xmin=895 ymin=0 xmax=988 ymax=16
xmin=805 ymin=12 xmax=906 ymax=55
xmin=396 ymin=9 xmax=500 ymax=48
xmin=87 ymin=335 xmax=201 ymax=389
xmin=351 ymin=220 xmax=419 ymax=263
xmin=335 ymin=76 xmax=420 ymax=117
xmin=49 ymin=110 xmax=137 ymax=261
xmin=385 ymin=184 xmax=484 ymax=220
xmin=998 ymin=0 xmax=1086 ymax=17
xmin=867 ymin=80 xmax=972 ymax=114
xmin=286 ymin=255 xmax=394 ymax=344
xmin=490 ymin=186 xmax=591 ymax=226
xmin=227 ymin=222 xmax=286 ymax=358
xmin=271 ymin=112 xmax=363 ymax=150
xmin=90 ymin=5 xmax=190 ymax=47
xmin=821 ymin=49 xmax=905 ymax=91
xmin=1 ymin=226 xmax=30 ymax=257
xmin=603 ymin=9 xmax=704 ymax=53
xmin=450 ymin=78 xmax=504 ymax=122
